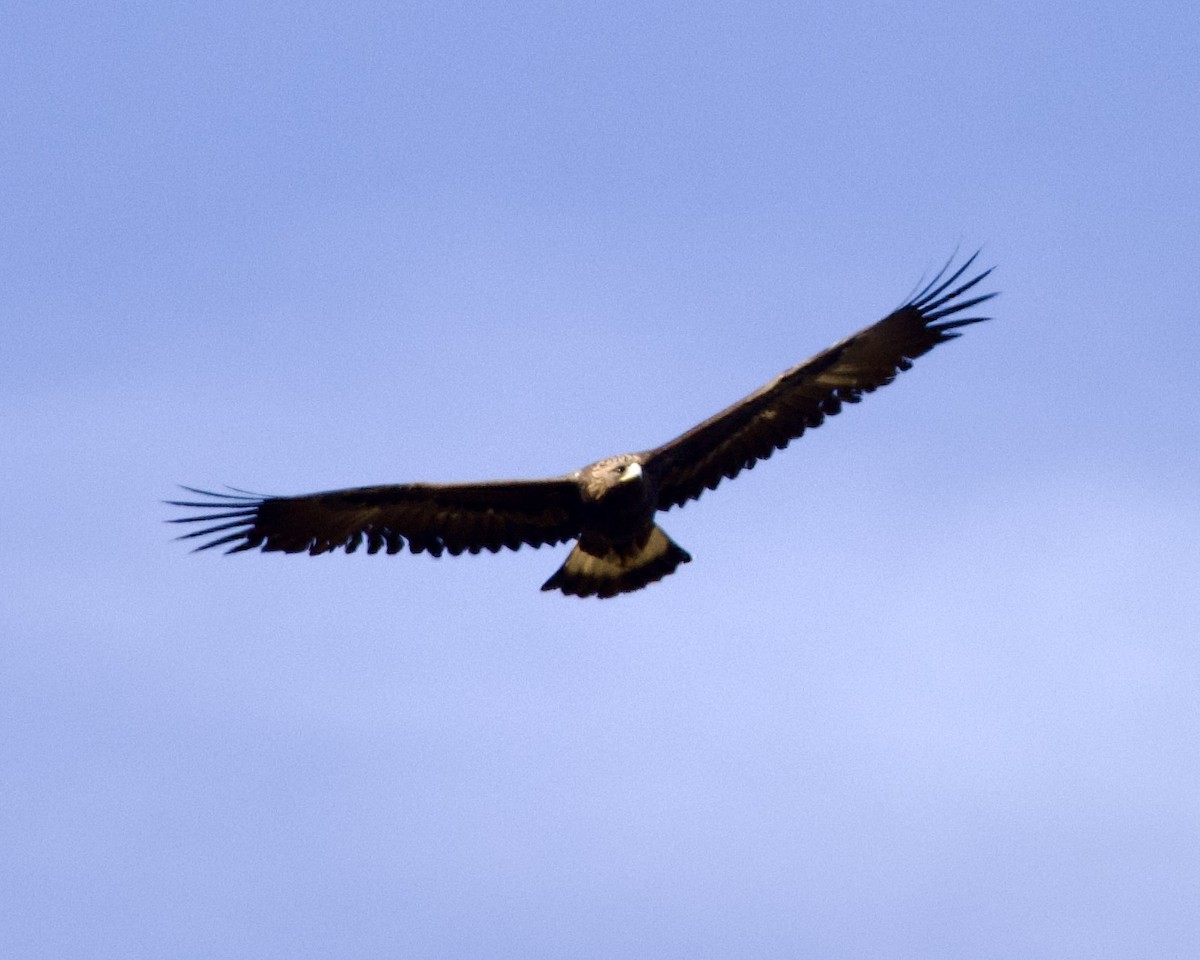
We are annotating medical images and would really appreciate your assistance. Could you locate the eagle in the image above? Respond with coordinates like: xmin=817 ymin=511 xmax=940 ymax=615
xmin=169 ymin=252 xmax=995 ymax=598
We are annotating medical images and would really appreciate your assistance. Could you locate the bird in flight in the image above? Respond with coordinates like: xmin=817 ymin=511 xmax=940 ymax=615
xmin=169 ymin=252 xmax=995 ymax=598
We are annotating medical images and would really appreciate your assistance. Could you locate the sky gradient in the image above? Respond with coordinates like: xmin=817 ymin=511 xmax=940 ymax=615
xmin=4 ymin=1 xmax=1199 ymax=957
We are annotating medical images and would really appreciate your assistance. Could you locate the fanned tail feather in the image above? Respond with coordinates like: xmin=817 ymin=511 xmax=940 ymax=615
xmin=541 ymin=525 xmax=691 ymax=599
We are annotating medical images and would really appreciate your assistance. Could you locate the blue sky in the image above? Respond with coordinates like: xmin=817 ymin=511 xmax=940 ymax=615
xmin=3 ymin=1 xmax=1198 ymax=957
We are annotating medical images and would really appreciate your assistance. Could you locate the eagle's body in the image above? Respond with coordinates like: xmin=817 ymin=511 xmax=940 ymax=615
xmin=170 ymin=253 xmax=995 ymax=598
xmin=545 ymin=457 xmax=689 ymax=598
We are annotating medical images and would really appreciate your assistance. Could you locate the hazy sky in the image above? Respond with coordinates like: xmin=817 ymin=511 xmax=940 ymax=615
xmin=4 ymin=2 xmax=1198 ymax=957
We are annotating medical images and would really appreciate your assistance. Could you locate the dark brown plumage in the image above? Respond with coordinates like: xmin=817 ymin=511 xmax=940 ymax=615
xmin=169 ymin=252 xmax=995 ymax=598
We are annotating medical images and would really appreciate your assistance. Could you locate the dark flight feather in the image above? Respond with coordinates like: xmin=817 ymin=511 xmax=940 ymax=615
xmin=642 ymin=252 xmax=994 ymax=509
xmin=167 ymin=479 xmax=585 ymax=559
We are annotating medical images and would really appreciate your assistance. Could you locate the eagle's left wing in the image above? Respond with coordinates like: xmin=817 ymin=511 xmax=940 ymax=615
xmin=643 ymin=252 xmax=995 ymax=510
xmin=167 ymin=478 xmax=585 ymax=558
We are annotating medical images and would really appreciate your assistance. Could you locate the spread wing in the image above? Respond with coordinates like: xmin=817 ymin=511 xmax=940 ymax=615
xmin=167 ymin=478 xmax=585 ymax=558
xmin=644 ymin=252 xmax=996 ymax=510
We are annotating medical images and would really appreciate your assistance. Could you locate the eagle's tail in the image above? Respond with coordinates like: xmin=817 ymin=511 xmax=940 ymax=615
xmin=541 ymin=525 xmax=692 ymax=599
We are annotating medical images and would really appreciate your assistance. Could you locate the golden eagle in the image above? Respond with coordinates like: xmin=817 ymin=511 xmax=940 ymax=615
xmin=170 ymin=253 xmax=995 ymax=598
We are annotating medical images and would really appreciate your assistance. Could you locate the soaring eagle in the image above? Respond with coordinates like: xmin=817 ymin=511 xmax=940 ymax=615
xmin=170 ymin=253 xmax=995 ymax=598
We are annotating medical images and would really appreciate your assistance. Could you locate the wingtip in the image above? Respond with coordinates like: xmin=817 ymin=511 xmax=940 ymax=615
xmin=906 ymin=250 xmax=998 ymax=330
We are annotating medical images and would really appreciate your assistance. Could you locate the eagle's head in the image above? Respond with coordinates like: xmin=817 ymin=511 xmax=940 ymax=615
xmin=616 ymin=461 xmax=642 ymax=483
xmin=580 ymin=455 xmax=647 ymax=502
xmin=604 ymin=457 xmax=644 ymax=490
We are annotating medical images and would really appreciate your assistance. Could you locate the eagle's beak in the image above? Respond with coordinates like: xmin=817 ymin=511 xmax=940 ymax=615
xmin=621 ymin=463 xmax=643 ymax=482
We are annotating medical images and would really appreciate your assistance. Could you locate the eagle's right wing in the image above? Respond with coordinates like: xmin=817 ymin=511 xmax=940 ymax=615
xmin=643 ymin=252 xmax=995 ymax=510
xmin=167 ymin=478 xmax=585 ymax=558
